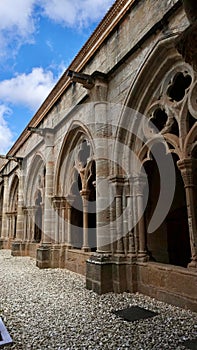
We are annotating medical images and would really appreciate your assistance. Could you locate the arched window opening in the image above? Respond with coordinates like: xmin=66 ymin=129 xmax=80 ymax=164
xmin=145 ymin=148 xmax=190 ymax=267
xmin=70 ymin=175 xmax=83 ymax=249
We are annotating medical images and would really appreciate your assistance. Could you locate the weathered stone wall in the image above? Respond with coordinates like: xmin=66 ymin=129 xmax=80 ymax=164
xmin=136 ymin=262 xmax=197 ymax=311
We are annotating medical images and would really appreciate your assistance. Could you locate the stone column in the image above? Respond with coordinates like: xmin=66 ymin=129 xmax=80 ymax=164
xmin=116 ymin=178 xmax=125 ymax=254
xmin=23 ymin=208 xmax=28 ymax=241
xmin=43 ymin=130 xmax=54 ymax=244
xmin=90 ymin=73 xmax=111 ymax=253
xmin=80 ymin=190 xmax=90 ymax=251
xmin=66 ymin=195 xmax=76 ymax=248
xmin=109 ymin=176 xmax=125 ymax=254
xmin=7 ymin=214 xmax=11 ymax=238
xmin=122 ymin=186 xmax=129 ymax=255
xmin=0 ymin=214 xmax=2 ymax=238
xmin=133 ymin=175 xmax=148 ymax=262
xmin=126 ymin=177 xmax=136 ymax=258
xmin=52 ymin=197 xmax=61 ymax=244
xmin=1 ymin=175 xmax=9 ymax=245
xmin=15 ymin=162 xmax=25 ymax=241
xmin=37 ymin=129 xmax=54 ymax=269
xmin=61 ymin=198 xmax=67 ymax=244
xmin=26 ymin=207 xmax=31 ymax=241
xmin=109 ymin=179 xmax=116 ymax=254
xmin=85 ymin=72 xmax=113 ymax=294
xmin=116 ymin=194 xmax=124 ymax=254
xmin=67 ymin=203 xmax=72 ymax=248
xmin=178 ymin=159 xmax=197 ymax=268
xmin=28 ymin=207 xmax=35 ymax=242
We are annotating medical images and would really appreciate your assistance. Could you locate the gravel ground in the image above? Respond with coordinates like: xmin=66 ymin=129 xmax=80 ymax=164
xmin=0 ymin=250 xmax=196 ymax=350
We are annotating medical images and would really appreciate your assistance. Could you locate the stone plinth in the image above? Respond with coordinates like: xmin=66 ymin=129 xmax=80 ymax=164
xmin=11 ymin=241 xmax=23 ymax=256
xmin=86 ymin=255 xmax=113 ymax=294
xmin=36 ymin=245 xmax=51 ymax=269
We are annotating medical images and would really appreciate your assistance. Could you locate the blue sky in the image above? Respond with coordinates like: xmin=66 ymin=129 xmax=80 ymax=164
xmin=0 ymin=0 xmax=114 ymax=154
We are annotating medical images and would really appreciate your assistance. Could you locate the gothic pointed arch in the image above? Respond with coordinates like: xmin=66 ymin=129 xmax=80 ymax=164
xmin=24 ymin=154 xmax=45 ymax=243
xmin=115 ymin=35 xmax=197 ymax=268
xmin=25 ymin=154 xmax=45 ymax=207
xmin=115 ymin=36 xmax=195 ymax=162
xmin=54 ymin=121 xmax=95 ymax=196
xmin=55 ymin=121 xmax=96 ymax=251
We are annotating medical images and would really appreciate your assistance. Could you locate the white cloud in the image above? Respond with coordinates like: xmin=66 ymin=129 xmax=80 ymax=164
xmin=0 ymin=68 xmax=56 ymax=111
xmin=0 ymin=106 xmax=14 ymax=154
xmin=0 ymin=0 xmax=36 ymax=58
xmin=0 ymin=0 xmax=35 ymax=33
xmin=39 ymin=0 xmax=114 ymax=28
xmin=0 ymin=0 xmax=114 ymax=59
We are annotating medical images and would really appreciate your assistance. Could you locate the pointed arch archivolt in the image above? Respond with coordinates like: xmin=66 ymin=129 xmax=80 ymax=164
xmin=25 ymin=153 xmax=45 ymax=207
xmin=54 ymin=121 xmax=95 ymax=197
xmin=8 ymin=174 xmax=19 ymax=212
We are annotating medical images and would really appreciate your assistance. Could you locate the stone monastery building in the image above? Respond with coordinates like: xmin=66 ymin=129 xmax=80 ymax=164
xmin=0 ymin=0 xmax=197 ymax=311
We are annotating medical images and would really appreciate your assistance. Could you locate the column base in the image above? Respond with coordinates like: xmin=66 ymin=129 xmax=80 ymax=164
xmin=137 ymin=251 xmax=149 ymax=262
xmin=36 ymin=245 xmax=51 ymax=268
xmin=0 ymin=239 xmax=4 ymax=249
xmin=82 ymin=247 xmax=91 ymax=252
xmin=188 ymin=259 xmax=197 ymax=269
xmin=11 ymin=241 xmax=26 ymax=256
xmin=127 ymin=253 xmax=137 ymax=262
xmin=86 ymin=254 xmax=113 ymax=294
xmin=0 ymin=239 xmax=10 ymax=249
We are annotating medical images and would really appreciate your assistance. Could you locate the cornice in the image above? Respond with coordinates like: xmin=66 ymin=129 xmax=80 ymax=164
xmin=7 ymin=0 xmax=136 ymax=156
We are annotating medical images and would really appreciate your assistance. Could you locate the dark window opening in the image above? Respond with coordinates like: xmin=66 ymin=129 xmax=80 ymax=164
xmin=167 ymin=72 xmax=192 ymax=102
xmin=150 ymin=108 xmax=168 ymax=132
xmin=170 ymin=118 xmax=179 ymax=137
xmin=145 ymin=150 xmax=191 ymax=268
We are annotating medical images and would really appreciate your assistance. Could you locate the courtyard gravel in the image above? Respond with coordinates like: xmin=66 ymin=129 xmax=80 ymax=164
xmin=0 ymin=250 xmax=196 ymax=350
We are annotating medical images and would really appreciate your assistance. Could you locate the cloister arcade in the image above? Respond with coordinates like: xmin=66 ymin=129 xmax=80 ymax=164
xmin=0 ymin=0 xmax=197 ymax=311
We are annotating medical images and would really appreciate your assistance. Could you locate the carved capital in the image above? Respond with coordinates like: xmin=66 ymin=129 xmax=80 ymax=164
xmin=65 ymin=194 xmax=77 ymax=208
xmin=177 ymin=158 xmax=197 ymax=186
xmin=108 ymin=175 xmax=125 ymax=196
xmin=52 ymin=196 xmax=64 ymax=209
xmin=80 ymin=189 xmax=90 ymax=199
xmin=133 ymin=174 xmax=147 ymax=196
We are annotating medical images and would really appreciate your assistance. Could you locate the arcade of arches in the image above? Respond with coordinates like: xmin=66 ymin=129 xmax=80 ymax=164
xmin=0 ymin=0 xmax=197 ymax=311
